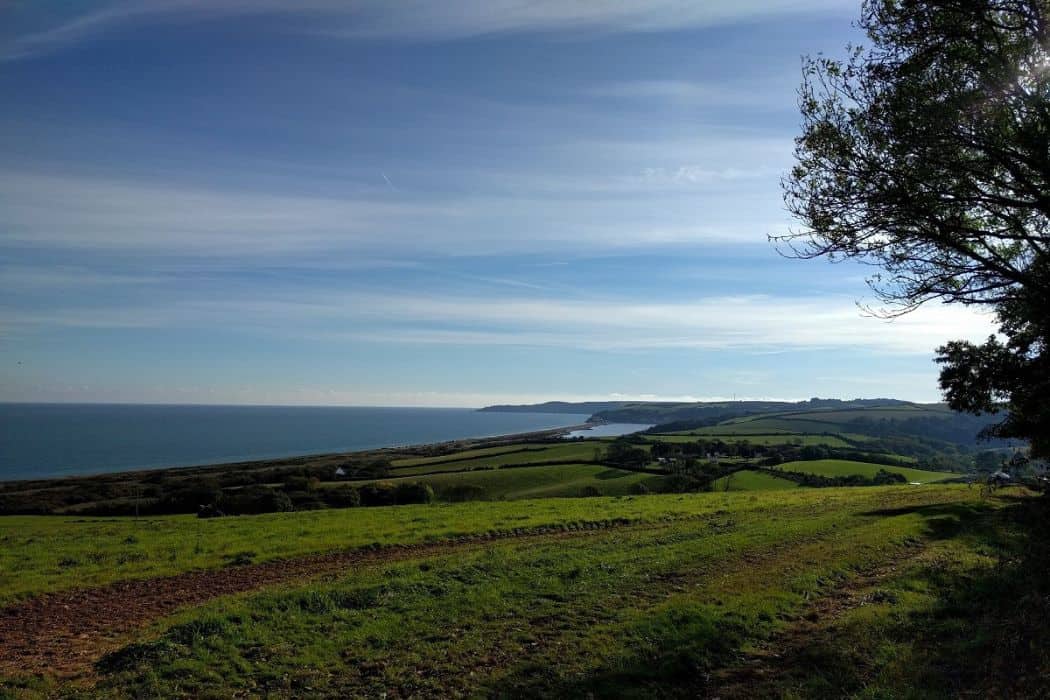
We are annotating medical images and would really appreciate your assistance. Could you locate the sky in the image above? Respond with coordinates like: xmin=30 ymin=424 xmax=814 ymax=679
xmin=0 ymin=1 xmax=996 ymax=408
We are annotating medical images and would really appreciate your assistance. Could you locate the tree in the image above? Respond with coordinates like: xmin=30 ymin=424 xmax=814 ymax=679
xmin=604 ymin=440 xmax=651 ymax=469
xmin=780 ymin=0 xmax=1049 ymax=457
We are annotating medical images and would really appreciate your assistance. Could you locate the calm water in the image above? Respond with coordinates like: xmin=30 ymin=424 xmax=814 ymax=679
xmin=0 ymin=404 xmax=590 ymax=481
xmin=564 ymin=423 xmax=653 ymax=439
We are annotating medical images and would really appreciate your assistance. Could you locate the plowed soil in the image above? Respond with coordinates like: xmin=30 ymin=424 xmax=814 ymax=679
xmin=0 ymin=521 xmax=628 ymax=680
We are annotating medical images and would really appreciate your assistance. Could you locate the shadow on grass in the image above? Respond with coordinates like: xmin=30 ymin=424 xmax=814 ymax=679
xmin=905 ymin=497 xmax=1050 ymax=697
xmin=489 ymin=496 xmax=1047 ymax=699
xmin=860 ymin=496 xmax=1025 ymax=545
xmin=490 ymin=603 xmax=751 ymax=699
xmin=594 ymin=469 xmax=636 ymax=481
xmin=741 ymin=497 xmax=1048 ymax=699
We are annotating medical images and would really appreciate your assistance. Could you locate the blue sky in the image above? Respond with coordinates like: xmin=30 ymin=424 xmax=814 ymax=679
xmin=0 ymin=1 xmax=994 ymax=407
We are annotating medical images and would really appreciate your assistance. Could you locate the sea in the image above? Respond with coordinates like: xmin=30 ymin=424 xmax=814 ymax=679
xmin=0 ymin=403 xmax=595 ymax=481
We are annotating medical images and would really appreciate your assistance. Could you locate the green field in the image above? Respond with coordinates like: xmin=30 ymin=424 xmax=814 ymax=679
xmin=1 ymin=493 xmax=719 ymax=606
xmin=711 ymin=469 xmax=798 ymax=491
xmin=391 ymin=444 xmax=549 ymax=468
xmin=0 ymin=398 xmax=1039 ymax=697
xmin=350 ymin=464 xmax=666 ymax=501
xmin=774 ymin=459 xmax=955 ymax=484
xmin=677 ymin=424 xmax=796 ymax=435
xmin=778 ymin=406 xmax=949 ymax=422
xmin=651 ymin=432 xmax=853 ymax=448
xmin=2 ymin=484 xmax=1042 ymax=698
xmin=722 ymin=416 xmax=850 ymax=433
xmin=390 ymin=442 xmax=604 ymax=475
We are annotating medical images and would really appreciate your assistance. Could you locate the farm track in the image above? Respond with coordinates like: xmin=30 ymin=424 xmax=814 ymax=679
xmin=712 ymin=538 xmax=933 ymax=698
xmin=0 ymin=517 xmax=640 ymax=680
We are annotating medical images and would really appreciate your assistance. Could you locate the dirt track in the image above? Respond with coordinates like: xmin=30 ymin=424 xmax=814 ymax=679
xmin=0 ymin=521 xmax=629 ymax=680
xmin=712 ymin=541 xmax=929 ymax=698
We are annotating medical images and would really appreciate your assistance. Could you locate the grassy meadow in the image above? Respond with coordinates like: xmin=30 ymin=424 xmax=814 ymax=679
xmin=711 ymin=469 xmax=798 ymax=491
xmin=350 ymin=464 xmax=666 ymax=501
xmin=774 ymin=459 xmax=955 ymax=484
xmin=648 ymin=433 xmax=854 ymax=447
xmin=0 ymin=492 xmax=715 ymax=605
xmin=388 ymin=442 xmax=604 ymax=475
xmin=2 ymin=484 xmax=1044 ymax=698
xmin=2 ymin=401 xmax=1041 ymax=697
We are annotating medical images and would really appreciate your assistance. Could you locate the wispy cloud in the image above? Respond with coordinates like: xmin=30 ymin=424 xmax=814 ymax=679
xmin=0 ymin=168 xmax=781 ymax=258
xmin=6 ymin=1 xmax=857 ymax=60
xmin=587 ymin=80 xmax=782 ymax=108
xmin=3 ymin=289 xmax=997 ymax=356
xmin=323 ymin=1 xmax=854 ymax=39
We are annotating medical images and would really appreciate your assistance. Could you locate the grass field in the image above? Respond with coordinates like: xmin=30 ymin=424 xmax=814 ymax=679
xmin=0 ymin=491 xmax=736 ymax=605
xmin=722 ymin=417 xmax=851 ymax=433
xmin=2 ymin=484 xmax=1041 ymax=698
xmin=391 ymin=444 xmax=549 ymax=468
xmin=777 ymin=406 xmax=949 ymax=422
xmin=349 ymin=464 xmax=666 ymax=501
xmin=389 ymin=442 xmax=604 ymax=475
xmin=673 ymin=424 xmax=796 ymax=435
xmin=711 ymin=469 xmax=798 ymax=491
xmin=774 ymin=459 xmax=955 ymax=484
xmin=650 ymin=433 xmax=853 ymax=448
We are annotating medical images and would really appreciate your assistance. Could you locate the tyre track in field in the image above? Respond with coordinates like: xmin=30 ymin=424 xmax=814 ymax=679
xmin=711 ymin=538 xmax=933 ymax=699
xmin=0 ymin=517 xmax=640 ymax=680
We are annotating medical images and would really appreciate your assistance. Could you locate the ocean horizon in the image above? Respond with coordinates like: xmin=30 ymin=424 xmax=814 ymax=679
xmin=0 ymin=403 xmax=594 ymax=481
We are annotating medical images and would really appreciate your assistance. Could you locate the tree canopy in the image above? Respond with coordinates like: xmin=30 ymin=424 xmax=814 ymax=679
xmin=781 ymin=0 xmax=1049 ymax=457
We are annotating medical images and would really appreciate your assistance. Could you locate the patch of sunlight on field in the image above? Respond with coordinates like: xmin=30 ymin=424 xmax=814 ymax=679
xmin=774 ymin=459 xmax=956 ymax=483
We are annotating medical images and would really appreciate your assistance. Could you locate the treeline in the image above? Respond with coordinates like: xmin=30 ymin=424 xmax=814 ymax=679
xmin=771 ymin=468 xmax=908 ymax=488
xmin=0 ymin=476 xmax=439 ymax=517
xmin=0 ymin=459 xmax=424 ymax=516
xmin=845 ymin=414 xmax=1008 ymax=447
xmin=645 ymin=438 xmax=927 ymax=471
xmin=198 ymin=481 xmax=436 ymax=517
xmin=597 ymin=398 xmax=910 ymax=425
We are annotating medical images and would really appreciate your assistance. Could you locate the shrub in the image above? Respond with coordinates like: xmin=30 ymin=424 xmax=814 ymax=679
xmin=323 ymin=485 xmax=362 ymax=508
xmin=394 ymin=482 xmax=435 ymax=505
xmin=157 ymin=479 xmax=222 ymax=514
xmin=364 ymin=459 xmax=392 ymax=479
xmin=218 ymin=486 xmax=294 ymax=515
xmin=872 ymin=469 xmax=908 ymax=485
xmin=197 ymin=504 xmax=225 ymax=519
xmin=358 ymin=483 xmax=397 ymax=507
xmin=282 ymin=475 xmax=312 ymax=492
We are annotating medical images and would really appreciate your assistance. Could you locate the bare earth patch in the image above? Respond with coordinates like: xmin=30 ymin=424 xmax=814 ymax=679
xmin=0 ymin=521 xmax=629 ymax=680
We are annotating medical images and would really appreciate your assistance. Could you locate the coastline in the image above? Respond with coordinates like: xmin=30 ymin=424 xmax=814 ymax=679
xmin=0 ymin=421 xmax=598 ymax=488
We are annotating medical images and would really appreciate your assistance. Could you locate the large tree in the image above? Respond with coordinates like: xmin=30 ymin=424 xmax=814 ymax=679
xmin=780 ymin=0 xmax=1050 ymax=458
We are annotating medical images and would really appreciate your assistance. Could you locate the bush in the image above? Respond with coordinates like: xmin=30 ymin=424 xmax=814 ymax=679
xmin=579 ymin=485 xmax=602 ymax=497
xmin=605 ymin=441 xmax=650 ymax=469
xmin=157 ymin=479 xmax=222 ymax=514
xmin=197 ymin=504 xmax=225 ymax=519
xmin=282 ymin=475 xmax=311 ymax=492
xmin=661 ymin=474 xmax=710 ymax=494
xmin=289 ymin=493 xmax=327 ymax=510
xmin=364 ymin=459 xmax=392 ymax=479
xmin=324 ymin=485 xmax=361 ymax=508
xmin=218 ymin=486 xmax=294 ymax=515
xmin=394 ymin=482 xmax=435 ymax=505
xmin=358 ymin=483 xmax=397 ymax=507
xmin=872 ymin=469 xmax=908 ymax=485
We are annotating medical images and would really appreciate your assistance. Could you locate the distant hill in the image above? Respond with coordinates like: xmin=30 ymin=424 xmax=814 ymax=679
xmin=480 ymin=398 xmax=912 ymax=423
xmin=591 ymin=398 xmax=915 ymax=425
xmin=477 ymin=401 xmax=638 ymax=415
xmin=479 ymin=398 xmax=1005 ymax=449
